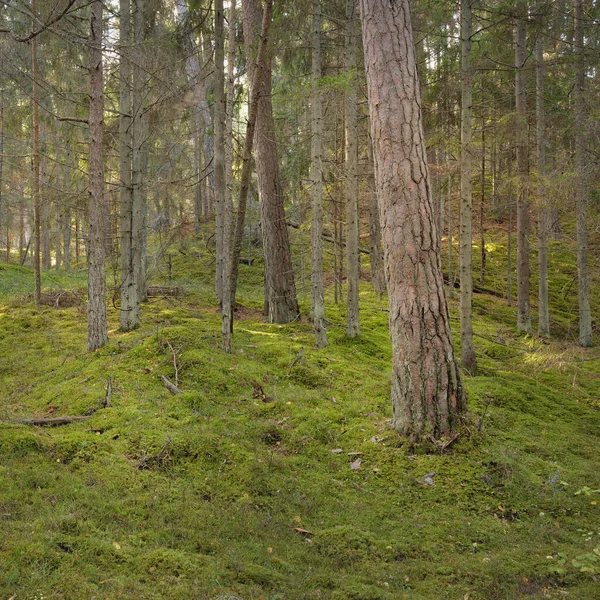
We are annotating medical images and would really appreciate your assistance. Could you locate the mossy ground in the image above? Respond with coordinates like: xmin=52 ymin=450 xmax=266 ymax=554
xmin=1 ymin=228 xmax=599 ymax=599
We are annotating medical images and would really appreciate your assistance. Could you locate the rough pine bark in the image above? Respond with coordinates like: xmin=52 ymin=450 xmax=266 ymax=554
xmin=459 ymin=0 xmax=477 ymax=374
xmin=359 ymin=0 xmax=465 ymax=436
xmin=573 ymin=0 xmax=593 ymax=347
xmin=345 ymin=0 xmax=360 ymax=338
xmin=515 ymin=0 xmax=531 ymax=333
xmin=242 ymin=0 xmax=299 ymax=324
xmin=311 ymin=0 xmax=328 ymax=348
xmin=87 ymin=0 xmax=108 ymax=352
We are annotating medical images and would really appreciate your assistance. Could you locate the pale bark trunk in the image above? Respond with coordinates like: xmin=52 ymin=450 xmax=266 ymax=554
xmin=574 ymin=0 xmax=593 ymax=346
xmin=119 ymin=0 xmax=139 ymax=331
xmin=132 ymin=0 xmax=147 ymax=304
xmin=367 ymin=137 xmax=385 ymax=296
xmin=87 ymin=0 xmax=108 ymax=352
xmin=214 ymin=0 xmax=226 ymax=306
xmin=32 ymin=0 xmax=41 ymax=306
xmin=345 ymin=0 xmax=360 ymax=338
xmin=515 ymin=1 xmax=531 ymax=333
xmin=243 ymin=0 xmax=299 ymax=324
xmin=536 ymin=30 xmax=550 ymax=338
xmin=459 ymin=0 xmax=476 ymax=374
xmin=359 ymin=0 xmax=465 ymax=437
xmin=311 ymin=0 xmax=327 ymax=348
xmin=221 ymin=0 xmax=236 ymax=353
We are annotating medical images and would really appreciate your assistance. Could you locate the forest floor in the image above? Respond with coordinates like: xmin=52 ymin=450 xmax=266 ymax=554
xmin=1 ymin=227 xmax=600 ymax=599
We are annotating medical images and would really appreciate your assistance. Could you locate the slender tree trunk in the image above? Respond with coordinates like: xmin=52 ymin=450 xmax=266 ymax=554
xmin=536 ymin=29 xmax=550 ymax=338
xmin=119 ymin=0 xmax=138 ymax=330
xmin=41 ymin=140 xmax=51 ymax=271
xmin=132 ymin=0 xmax=147 ymax=305
xmin=63 ymin=143 xmax=71 ymax=272
xmin=32 ymin=0 xmax=41 ymax=305
xmin=310 ymin=0 xmax=328 ymax=348
xmin=367 ymin=137 xmax=385 ymax=296
xmin=0 ymin=105 xmax=4 ymax=260
xmin=19 ymin=197 xmax=25 ymax=265
xmin=242 ymin=0 xmax=299 ymax=324
xmin=359 ymin=0 xmax=465 ymax=437
xmin=87 ymin=0 xmax=108 ymax=352
xmin=507 ymin=154 xmax=513 ymax=307
xmin=345 ymin=0 xmax=360 ymax=338
xmin=515 ymin=0 xmax=531 ymax=333
xmin=55 ymin=146 xmax=62 ymax=271
xmin=221 ymin=0 xmax=236 ymax=353
xmin=447 ymin=174 xmax=454 ymax=299
xmin=480 ymin=116 xmax=486 ymax=286
xmin=573 ymin=0 xmax=593 ymax=346
xmin=228 ymin=0 xmax=274 ymax=340
xmin=194 ymin=115 xmax=202 ymax=233
xmin=214 ymin=0 xmax=226 ymax=306
xmin=460 ymin=0 xmax=476 ymax=373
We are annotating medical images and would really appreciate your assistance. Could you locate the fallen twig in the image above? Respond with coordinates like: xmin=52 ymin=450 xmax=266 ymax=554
xmin=166 ymin=341 xmax=180 ymax=388
xmin=3 ymin=416 xmax=90 ymax=426
xmin=104 ymin=376 xmax=112 ymax=408
xmin=161 ymin=375 xmax=182 ymax=395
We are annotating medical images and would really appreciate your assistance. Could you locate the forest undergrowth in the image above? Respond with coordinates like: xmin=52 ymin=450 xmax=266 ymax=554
xmin=0 ymin=227 xmax=599 ymax=600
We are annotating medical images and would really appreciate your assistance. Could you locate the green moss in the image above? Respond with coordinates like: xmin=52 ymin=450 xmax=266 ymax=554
xmin=0 ymin=226 xmax=599 ymax=599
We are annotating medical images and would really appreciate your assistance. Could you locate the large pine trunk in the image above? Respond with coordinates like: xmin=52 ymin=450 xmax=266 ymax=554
xmin=359 ymin=0 xmax=465 ymax=437
xmin=242 ymin=0 xmax=299 ymax=324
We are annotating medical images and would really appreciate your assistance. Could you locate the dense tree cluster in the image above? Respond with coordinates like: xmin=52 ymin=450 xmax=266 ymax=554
xmin=0 ymin=0 xmax=598 ymax=435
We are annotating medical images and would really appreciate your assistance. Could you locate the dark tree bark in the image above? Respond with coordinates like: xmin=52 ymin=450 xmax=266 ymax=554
xmin=242 ymin=0 xmax=299 ymax=324
xmin=359 ymin=0 xmax=465 ymax=437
